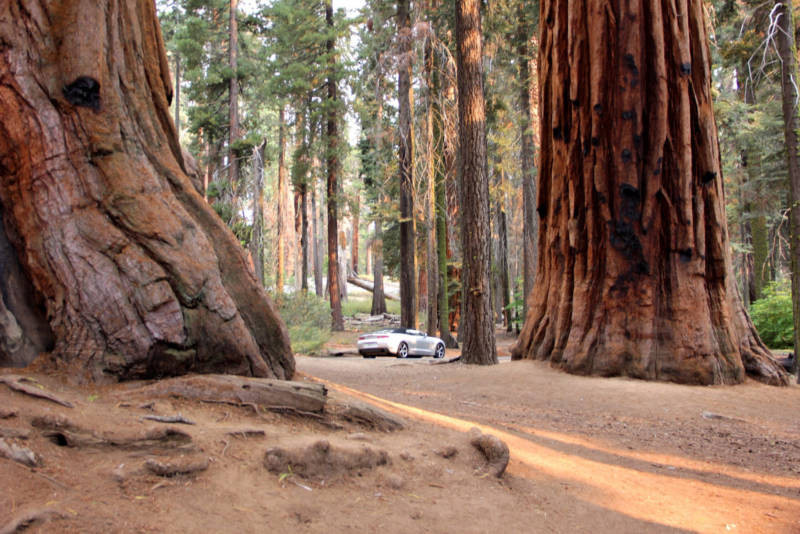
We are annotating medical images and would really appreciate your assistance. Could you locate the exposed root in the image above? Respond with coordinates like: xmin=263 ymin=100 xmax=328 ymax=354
xmin=469 ymin=427 xmax=509 ymax=478
xmin=0 ymin=508 xmax=64 ymax=534
xmin=0 ymin=375 xmax=73 ymax=407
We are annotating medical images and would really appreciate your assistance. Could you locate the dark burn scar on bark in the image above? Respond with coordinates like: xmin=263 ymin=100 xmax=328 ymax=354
xmin=622 ymin=110 xmax=634 ymax=120
xmin=623 ymin=54 xmax=639 ymax=76
xmin=620 ymin=183 xmax=641 ymax=221
xmin=591 ymin=136 xmax=600 ymax=146
xmin=678 ymin=249 xmax=692 ymax=262
xmin=571 ymin=99 xmax=580 ymax=108
xmin=537 ymin=203 xmax=547 ymax=218
xmin=553 ymin=126 xmax=562 ymax=140
xmin=593 ymin=103 xmax=603 ymax=114
xmin=63 ymin=76 xmax=101 ymax=111
xmin=621 ymin=149 xmax=632 ymax=163
xmin=633 ymin=134 xmax=642 ymax=146
xmin=680 ymin=63 xmax=691 ymax=76
xmin=609 ymin=220 xmax=650 ymax=294
xmin=702 ymin=171 xmax=716 ymax=185
xmin=583 ymin=139 xmax=591 ymax=156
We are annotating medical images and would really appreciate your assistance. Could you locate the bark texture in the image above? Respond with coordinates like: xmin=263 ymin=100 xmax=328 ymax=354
xmin=511 ymin=0 xmax=788 ymax=385
xmin=456 ymin=0 xmax=497 ymax=365
xmin=0 ymin=0 xmax=293 ymax=381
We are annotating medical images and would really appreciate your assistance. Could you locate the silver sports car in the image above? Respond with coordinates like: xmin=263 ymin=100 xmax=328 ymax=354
xmin=357 ymin=328 xmax=446 ymax=359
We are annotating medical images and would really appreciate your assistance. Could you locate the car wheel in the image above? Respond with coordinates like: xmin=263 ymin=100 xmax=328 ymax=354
xmin=397 ymin=342 xmax=409 ymax=359
xmin=434 ymin=343 xmax=445 ymax=359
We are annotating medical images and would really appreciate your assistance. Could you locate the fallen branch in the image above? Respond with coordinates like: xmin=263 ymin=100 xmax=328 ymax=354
xmin=142 ymin=414 xmax=195 ymax=425
xmin=145 ymin=456 xmax=209 ymax=477
xmin=0 ymin=376 xmax=73 ymax=408
xmin=0 ymin=437 xmax=39 ymax=467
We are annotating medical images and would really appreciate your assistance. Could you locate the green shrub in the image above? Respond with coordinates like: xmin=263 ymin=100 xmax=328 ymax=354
xmin=750 ymin=281 xmax=795 ymax=349
xmin=276 ymin=292 xmax=331 ymax=354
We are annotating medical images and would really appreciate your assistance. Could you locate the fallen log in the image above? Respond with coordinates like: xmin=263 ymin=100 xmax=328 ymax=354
xmin=346 ymin=276 xmax=399 ymax=301
xmin=145 ymin=456 xmax=209 ymax=477
xmin=120 ymin=375 xmax=328 ymax=414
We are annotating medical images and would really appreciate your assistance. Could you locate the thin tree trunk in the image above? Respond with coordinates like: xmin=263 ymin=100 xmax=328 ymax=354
xmin=276 ymin=107 xmax=287 ymax=294
xmin=512 ymin=0 xmax=787 ymax=385
xmin=174 ymin=53 xmax=180 ymax=137
xmin=228 ymin=0 xmax=239 ymax=195
xmin=301 ymin=182 xmax=309 ymax=292
xmin=326 ymin=0 xmax=344 ymax=331
xmin=456 ymin=0 xmax=497 ymax=365
xmin=777 ymin=0 xmax=800 ymax=378
xmin=371 ymin=217 xmax=388 ymax=315
xmin=516 ymin=5 xmax=537 ymax=322
xmin=498 ymin=171 xmax=511 ymax=331
xmin=351 ymin=193 xmax=360 ymax=275
xmin=398 ymin=0 xmax=416 ymax=329
xmin=425 ymin=34 xmax=439 ymax=337
xmin=250 ymin=142 xmax=266 ymax=287
xmin=0 ymin=0 xmax=293 ymax=381
xmin=312 ymin=170 xmax=323 ymax=297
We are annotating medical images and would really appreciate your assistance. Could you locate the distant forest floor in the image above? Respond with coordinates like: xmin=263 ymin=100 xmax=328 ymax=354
xmin=1 ymin=329 xmax=798 ymax=533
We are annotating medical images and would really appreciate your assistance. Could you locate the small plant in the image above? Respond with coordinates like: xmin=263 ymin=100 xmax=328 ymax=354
xmin=750 ymin=280 xmax=794 ymax=349
xmin=505 ymin=279 xmax=525 ymax=332
xmin=277 ymin=292 xmax=331 ymax=354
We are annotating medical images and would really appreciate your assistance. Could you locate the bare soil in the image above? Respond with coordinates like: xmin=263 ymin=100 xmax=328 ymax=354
xmin=1 ymin=330 xmax=799 ymax=533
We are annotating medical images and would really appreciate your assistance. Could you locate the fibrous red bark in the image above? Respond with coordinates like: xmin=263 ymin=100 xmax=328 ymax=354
xmin=0 ymin=0 xmax=293 ymax=382
xmin=511 ymin=0 xmax=788 ymax=385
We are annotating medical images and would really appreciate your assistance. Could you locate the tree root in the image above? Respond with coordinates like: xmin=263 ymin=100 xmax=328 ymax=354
xmin=469 ymin=427 xmax=509 ymax=477
xmin=142 ymin=414 xmax=195 ymax=425
xmin=0 ymin=375 xmax=73 ymax=407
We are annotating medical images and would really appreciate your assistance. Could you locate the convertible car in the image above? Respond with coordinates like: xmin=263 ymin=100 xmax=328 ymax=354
xmin=357 ymin=328 xmax=446 ymax=359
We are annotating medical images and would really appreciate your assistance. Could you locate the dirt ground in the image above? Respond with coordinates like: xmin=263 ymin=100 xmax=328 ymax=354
xmin=1 ymin=330 xmax=799 ymax=533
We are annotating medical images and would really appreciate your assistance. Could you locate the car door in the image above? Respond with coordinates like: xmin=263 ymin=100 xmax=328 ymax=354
xmin=416 ymin=331 xmax=435 ymax=355
xmin=406 ymin=330 xmax=425 ymax=355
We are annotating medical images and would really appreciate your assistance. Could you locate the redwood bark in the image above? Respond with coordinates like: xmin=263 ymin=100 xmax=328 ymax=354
xmin=0 ymin=0 xmax=293 ymax=381
xmin=398 ymin=0 xmax=416 ymax=329
xmin=511 ymin=0 xmax=787 ymax=385
xmin=456 ymin=0 xmax=497 ymax=365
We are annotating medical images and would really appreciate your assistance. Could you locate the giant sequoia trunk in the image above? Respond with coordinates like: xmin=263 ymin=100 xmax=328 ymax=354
xmin=0 ymin=1 xmax=294 ymax=381
xmin=511 ymin=0 xmax=788 ymax=385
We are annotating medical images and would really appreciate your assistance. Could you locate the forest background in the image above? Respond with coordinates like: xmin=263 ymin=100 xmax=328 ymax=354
xmin=156 ymin=0 xmax=799 ymax=355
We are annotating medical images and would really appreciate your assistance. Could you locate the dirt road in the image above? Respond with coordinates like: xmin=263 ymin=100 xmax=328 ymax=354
xmin=296 ymin=336 xmax=800 ymax=533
